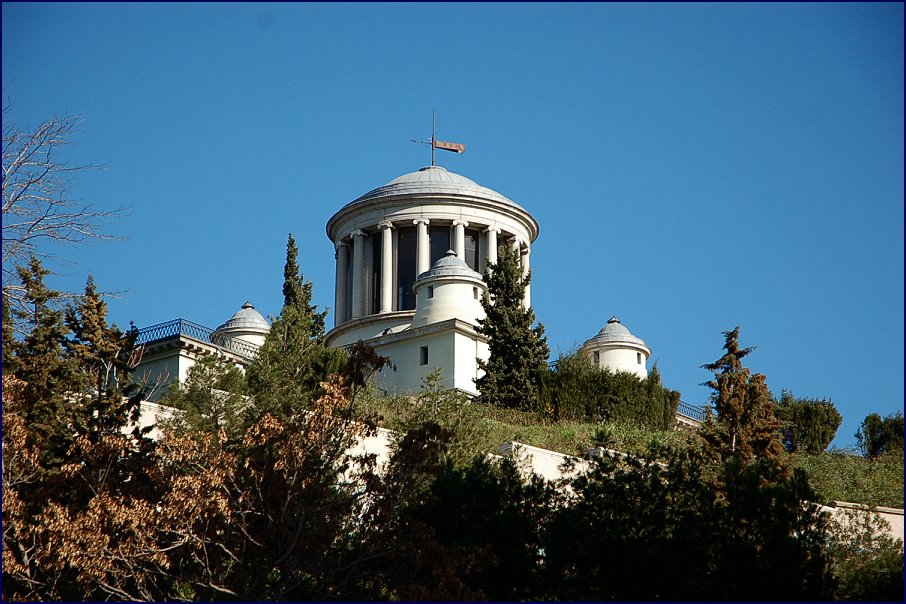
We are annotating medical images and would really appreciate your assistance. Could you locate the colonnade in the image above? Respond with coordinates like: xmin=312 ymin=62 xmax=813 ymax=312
xmin=333 ymin=220 xmax=532 ymax=326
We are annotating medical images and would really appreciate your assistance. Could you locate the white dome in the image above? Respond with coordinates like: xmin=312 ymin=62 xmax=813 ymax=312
xmin=345 ymin=165 xmax=520 ymax=208
xmin=585 ymin=316 xmax=649 ymax=349
xmin=415 ymin=250 xmax=484 ymax=285
xmin=214 ymin=301 xmax=271 ymax=334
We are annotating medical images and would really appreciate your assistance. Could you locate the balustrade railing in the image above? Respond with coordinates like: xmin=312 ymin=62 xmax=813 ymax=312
xmin=135 ymin=318 xmax=260 ymax=359
xmin=677 ymin=400 xmax=709 ymax=423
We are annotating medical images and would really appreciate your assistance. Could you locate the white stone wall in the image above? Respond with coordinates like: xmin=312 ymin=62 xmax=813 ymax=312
xmin=132 ymin=399 xmax=906 ymax=548
xmin=500 ymin=441 xmax=590 ymax=483
xmin=583 ymin=344 xmax=649 ymax=379
xmin=453 ymin=331 xmax=487 ymax=395
xmin=373 ymin=331 xmax=458 ymax=393
xmin=818 ymin=501 xmax=905 ymax=547
xmin=130 ymin=401 xmax=176 ymax=441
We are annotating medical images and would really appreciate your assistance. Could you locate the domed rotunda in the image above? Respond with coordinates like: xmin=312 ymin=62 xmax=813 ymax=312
xmin=325 ymin=165 xmax=539 ymax=394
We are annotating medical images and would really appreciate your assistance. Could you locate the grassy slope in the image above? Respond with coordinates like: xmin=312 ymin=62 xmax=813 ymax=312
xmin=357 ymin=389 xmax=904 ymax=508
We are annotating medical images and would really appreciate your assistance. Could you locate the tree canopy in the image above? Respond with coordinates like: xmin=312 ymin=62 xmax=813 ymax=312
xmin=775 ymin=389 xmax=842 ymax=454
xmin=855 ymin=412 xmax=904 ymax=458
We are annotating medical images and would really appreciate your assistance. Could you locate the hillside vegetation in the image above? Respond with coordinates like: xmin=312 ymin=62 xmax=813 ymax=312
xmin=359 ymin=384 xmax=904 ymax=509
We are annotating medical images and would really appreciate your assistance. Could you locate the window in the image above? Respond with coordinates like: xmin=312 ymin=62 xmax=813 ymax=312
xmin=593 ymin=351 xmax=600 ymax=365
xmin=370 ymin=233 xmax=382 ymax=314
xmin=396 ymin=226 xmax=416 ymax=310
xmin=464 ymin=228 xmax=481 ymax=271
xmin=427 ymin=285 xmax=434 ymax=299
xmin=473 ymin=286 xmax=479 ymax=300
xmin=429 ymin=225 xmax=451 ymax=265
xmin=420 ymin=346 xmax=429 ymax=366
xmin=637 ymin=352 xmax=642 ymax=365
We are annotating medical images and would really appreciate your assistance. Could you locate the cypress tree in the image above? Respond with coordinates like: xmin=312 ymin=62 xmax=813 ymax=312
xmin=475 ymin=244 xmax=549 ymax=411
xmin=282 ymin=233 xmax=325 ymax=339
xmin=246 ymin=234 xmax=344 ymax=417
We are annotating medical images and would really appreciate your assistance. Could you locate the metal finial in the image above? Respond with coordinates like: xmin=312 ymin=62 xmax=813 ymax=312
xmin=411 ymin=110 xmax=465 ymax=165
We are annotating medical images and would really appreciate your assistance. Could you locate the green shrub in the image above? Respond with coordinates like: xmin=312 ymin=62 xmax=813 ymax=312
xmin=794 ymin=448 xmax=904 ymax=508
xmin=541 ymin=351 xmax=680 ymax=430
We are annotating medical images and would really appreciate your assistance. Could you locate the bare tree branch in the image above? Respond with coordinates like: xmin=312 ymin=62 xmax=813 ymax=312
xmin=2 ymin=103 xmax=125 ymax=325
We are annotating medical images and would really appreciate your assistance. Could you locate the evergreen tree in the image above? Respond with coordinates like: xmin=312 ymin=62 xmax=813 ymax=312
xmin=282 ymin=233 xmax=325 ymax=339
xmin=159 ymin=354 xmax=249 ymax=444
xmin=8 ymin=258 xmax=82 ymax=467
xmin=475 ymin=244 xmax=549 ymax=411
xmin=775 ymin=389 xmax=842 ymax=454
xmin=2 ymin=290 xmax=20 ymax=373
xmin=855 ymin=412 xmax=904 ymax=458
xmin=701 ymin=327 xmax=784 ymax=465
xmin=246 ymin=234 xmax=344 ymax=417
xmin=65 ymin=276 xmax=142 ymax=439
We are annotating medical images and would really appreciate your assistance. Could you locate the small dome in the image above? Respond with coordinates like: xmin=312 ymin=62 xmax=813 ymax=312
xmin=415 ymin=250 xmax=483 ymax=285
xmin=586 ymin=316 xmax=648 ymax=348
xmin=215 ymin=301 xmax=271 ymax=334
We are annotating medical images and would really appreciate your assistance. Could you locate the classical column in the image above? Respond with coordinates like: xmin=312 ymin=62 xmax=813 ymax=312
xmin=485 ymin=227 xmax=500 ymax=271
xmin=510 ymin=237 xmax=521 ymax=258
xmin=414 ymin=219 xmax=430 ymax=275
xmin=350 ymin=229 xmax=365 ymax=319
xmin=452 ymin=220 xmax=469 ymax=260
xmin=334 ymin=240 xmax=349 ymax=326
xmin=522 ymin=245 xmax=531 ymax=308
xmin=379 ymin=221 xmax=393 ymax=313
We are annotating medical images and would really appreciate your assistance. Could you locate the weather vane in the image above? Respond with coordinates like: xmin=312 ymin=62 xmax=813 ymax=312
xmin=411 ymin=110 xmax=465 ymax=166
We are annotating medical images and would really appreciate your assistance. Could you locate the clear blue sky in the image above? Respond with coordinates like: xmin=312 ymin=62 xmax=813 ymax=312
xmin=3 ymin=3 xmax=903 ymax=448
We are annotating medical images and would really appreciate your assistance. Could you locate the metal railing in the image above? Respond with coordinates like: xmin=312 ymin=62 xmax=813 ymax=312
xmin=135 ymin=318 xmax=261 ymax=360
xmin=677 ymin=400 xmax=709 ymax=423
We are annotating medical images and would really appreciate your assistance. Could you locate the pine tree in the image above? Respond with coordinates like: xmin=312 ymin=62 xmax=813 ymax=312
xmin=65 ymin=276 xmax=142 ymax=439
xmin=701 ymin=327 xmax=784 ymax=465
xmin=158 ymin=354 xmax=249 ymax=444
xmin=475 ymin=244 xmax=549 ymax=411
xmin=246 ymin=234 xmax=344 ymax=417
xmin=8 ymin=258 xmax=81 ymax=466
xmin=2 ymin=290 xmax=20 ymax=373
